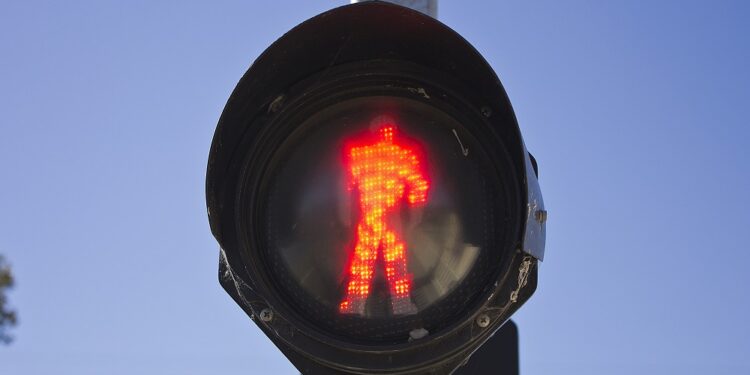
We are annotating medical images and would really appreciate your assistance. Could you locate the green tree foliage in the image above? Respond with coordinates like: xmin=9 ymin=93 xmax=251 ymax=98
xmin=0 ymin=255 xmax=16 ymax=344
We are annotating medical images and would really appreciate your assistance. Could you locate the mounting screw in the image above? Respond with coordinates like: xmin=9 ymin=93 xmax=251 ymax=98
xmin=535 ymin=209 xmax=548 ymax=224
xmin=476 ymin=314 xmax=491 ymax=328
xmin=259 ymin=308 xmax=274 ymax=323
xmin=480 ymin=106 xmax=492 ymax=118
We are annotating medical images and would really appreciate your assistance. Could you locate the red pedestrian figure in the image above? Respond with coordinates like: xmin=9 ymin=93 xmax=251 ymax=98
xmin=339 ymin=124 xmax=430 ymax=316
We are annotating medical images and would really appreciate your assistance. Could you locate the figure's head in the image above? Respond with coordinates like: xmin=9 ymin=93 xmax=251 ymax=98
xmin=369 ymin=115 xmax=397 ymax=143
xmin=376 ymin=124 xmax=395 ymax=142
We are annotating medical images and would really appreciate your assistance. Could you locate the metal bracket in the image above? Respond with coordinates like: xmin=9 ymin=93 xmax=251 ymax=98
xmin=522 ymin=149 xmax=546 ymax=260
xmin=351 ymin=0 xmax=438 ymax=19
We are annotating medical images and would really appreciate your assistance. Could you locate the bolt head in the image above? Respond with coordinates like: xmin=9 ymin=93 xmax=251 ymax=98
xmin=535 ymin=209 xmax=548 ymax=224
xmin=259 ymin=308 xmax=274 ymax=322
xmin=475 ymin=314 xmax=491 ymax=328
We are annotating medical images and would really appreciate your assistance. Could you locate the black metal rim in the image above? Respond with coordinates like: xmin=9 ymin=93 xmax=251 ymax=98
xmin=221 ymin=61 xmax=525 ymax=371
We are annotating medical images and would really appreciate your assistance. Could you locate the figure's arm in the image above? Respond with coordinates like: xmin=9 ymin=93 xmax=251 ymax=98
xmin=405 ymin=153 xmax=429 ymax=205
xmin=346 ymin=147 xmax=360 ymax=192
xmin=402 ymin=151 xmax=428 ymax=233
xmin=339 ymin=148 xmax=358 ymax=227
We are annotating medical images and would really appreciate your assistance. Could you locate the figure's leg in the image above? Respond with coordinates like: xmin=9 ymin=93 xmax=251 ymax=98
xmin=383 ymin=229 xmax=417 ymax=315
xmin=340 ymin=223 xmax=378 ymax=315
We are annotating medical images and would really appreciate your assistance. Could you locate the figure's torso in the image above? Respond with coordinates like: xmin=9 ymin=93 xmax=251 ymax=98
xmin=350 ymin=141 xmax=413 ymax=218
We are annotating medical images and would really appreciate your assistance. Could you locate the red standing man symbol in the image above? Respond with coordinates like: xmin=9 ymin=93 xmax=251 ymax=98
xmin=340 ymin=124 xmax=430 ymax=315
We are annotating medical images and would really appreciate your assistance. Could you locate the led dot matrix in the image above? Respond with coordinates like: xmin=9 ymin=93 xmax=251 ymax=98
xmin=340 ymin=124 xmax=430 ymax=315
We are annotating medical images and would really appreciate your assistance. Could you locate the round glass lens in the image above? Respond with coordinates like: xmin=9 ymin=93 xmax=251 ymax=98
xmin=261 ymin=96 xmax=509 ymax=342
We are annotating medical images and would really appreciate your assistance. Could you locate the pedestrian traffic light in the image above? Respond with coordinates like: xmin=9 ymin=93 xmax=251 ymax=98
xmin=205 ymin=1 xmax=546 ymax=374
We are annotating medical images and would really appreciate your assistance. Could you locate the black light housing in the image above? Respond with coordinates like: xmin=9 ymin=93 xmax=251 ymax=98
xmin=206 ymin=2 xmax=545 ymax=374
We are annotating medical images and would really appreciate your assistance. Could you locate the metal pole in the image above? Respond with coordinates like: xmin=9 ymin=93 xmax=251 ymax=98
xmin=350 ymin=0 xmax=438 ymax=19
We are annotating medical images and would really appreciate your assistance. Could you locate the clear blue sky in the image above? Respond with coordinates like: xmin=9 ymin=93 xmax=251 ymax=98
xmin=1 ymin=1 xmax=748 ymax=374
